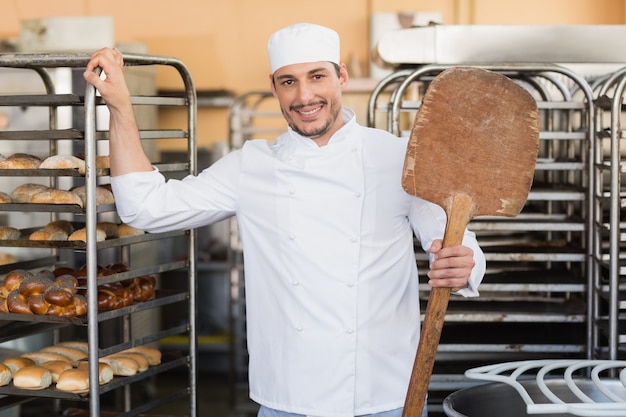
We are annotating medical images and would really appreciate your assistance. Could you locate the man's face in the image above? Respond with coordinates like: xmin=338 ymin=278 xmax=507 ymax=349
xmin=270 ymin=61 xmax=348 ymax=146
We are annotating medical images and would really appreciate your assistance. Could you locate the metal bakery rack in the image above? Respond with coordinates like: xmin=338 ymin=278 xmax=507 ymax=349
xmin=0 ymin=52 xmax=198 ymax=417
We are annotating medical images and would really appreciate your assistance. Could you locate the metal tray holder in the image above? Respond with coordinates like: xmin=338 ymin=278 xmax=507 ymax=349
xmin=464 ymin=360 xmax=626 ymax=416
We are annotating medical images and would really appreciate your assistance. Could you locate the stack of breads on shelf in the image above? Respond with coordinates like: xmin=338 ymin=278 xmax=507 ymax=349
xmin=0 ymin=219 xmax=143 ymax=243
xmin=0 ymin=341 xmax=161 ymax=393
xmin=0 ymin=263 xmax=157 ymax=316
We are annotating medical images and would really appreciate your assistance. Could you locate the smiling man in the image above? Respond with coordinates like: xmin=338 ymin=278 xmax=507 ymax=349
xmin=83 ymin=22 xmax=485 ymax=417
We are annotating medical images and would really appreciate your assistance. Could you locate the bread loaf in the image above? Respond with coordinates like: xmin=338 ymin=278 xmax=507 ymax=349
xmin=40 ymin=346 xmax=87 ymax=365
xmin=0 ymin=252 xmax=17 ymax=266
xmin=39 ymin=360 xmax=72 ymax=383
xmin=54 ymin=341 xmax=88 ymax=353
xmin=0 ymin=153 xmax=42 ymax=169
xmin=76 ymin=361 xmax=114 ymax=385
xmin=1 ymin=356 xmax=35 ymax=375
xmin=0 ymin=363 xmax=12 ymax=386
xmin=124 ymin=346 xmax=161 ymax=366
xmin=96 ymin=222 xmax=119 ymax=238
xmin=68 ymin=227 xmax=107 ymax=242
xmin=0 ymin=192 xmax=12 ymax=203
xmin=117 ymin=223 xmax=144 ymax=237
xmin=10 ymin=183 xmax=50 ymax=203
xmin=21 ymin=351 xmax=73 ymax=366
xmin=0 ymin=226 xmax=20 ymax=240
xmin=56 ymin=368 xmax=89 ymax=393
xmin=38 ymin=155 xmax=86 ymax=175
xmin=29 ymin=189 xmax=83 ymax=207
xmin=71 ymin=185 xmax=115 ymax=206
xmin=109 ymin=352 xmax=148 ymax=371
xmin=99 ymin=355 xmax=139 ymax=376
xmin=13 ymin=365 xmax=52 ymax=389
xmin=46 ymin=220 xmax=74 ymax=235
xmin=29 ymin=227 xmax=68 ymax=241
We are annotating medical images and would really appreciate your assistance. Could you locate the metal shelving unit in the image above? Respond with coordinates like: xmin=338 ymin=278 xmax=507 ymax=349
xmin=0 ymin=52 xmax=198 ymax=417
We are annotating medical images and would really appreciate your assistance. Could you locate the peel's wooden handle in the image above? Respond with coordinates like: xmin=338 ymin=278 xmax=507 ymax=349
xmin=402 ymin=193 xmax=473 ymax=417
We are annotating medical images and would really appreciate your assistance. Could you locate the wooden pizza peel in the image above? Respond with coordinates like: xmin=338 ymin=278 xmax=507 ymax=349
xmin=401 ymin=67 xmax=540 ymax=417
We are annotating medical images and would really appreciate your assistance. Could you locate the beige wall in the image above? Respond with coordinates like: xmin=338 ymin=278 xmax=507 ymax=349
xmin=1 ymin=0 xmax=625 ymax=148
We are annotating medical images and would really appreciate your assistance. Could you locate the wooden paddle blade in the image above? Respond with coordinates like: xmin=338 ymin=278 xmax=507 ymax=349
xmin=402 ymin=67 xmax=539 ymax=218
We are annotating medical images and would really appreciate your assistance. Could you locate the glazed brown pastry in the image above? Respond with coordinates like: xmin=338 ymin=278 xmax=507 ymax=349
xmin=124 ymin=275 xmax=156 ymax=302
xmin=10 ymin=183 xmax=50 ymax=203
xmin=29 ymin=189 xmax=83 ymax=207
xmin=38 ymin=155 xmax=86 ymax=174
xmin=7 ymin=290 xmax=32 ymax=314
xmin=0 ymin=153 xmax=42 ymax=169
xmin=19 ymin=274 xmax=54 ymax=298
xmin=13 ymin=365 xmax=52 ymax=389
xmin=0 ymin=226 xmax=20 ymax=240
xmin=27 ymin=294 xmax=49 ymax=315
xmin=1 ymin=269 xmax=33 ymax=297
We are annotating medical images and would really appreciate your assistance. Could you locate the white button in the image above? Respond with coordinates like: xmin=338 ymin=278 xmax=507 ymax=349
xmin=288 ymin=154 xmax=295 ymax=160
xmin=346 ymin=282 xmax=354 ymax=287
xmin=346 ymin=329 xmax=354 ymax=334
xmin=289 ymin=234 xmax=296 ymax=240
xmin=292 ymin=281 xmax=300 ymax=286
xmin=354 ymin=192 xmax=361 ymax=198
xmin=289 ymin=189 xmax=296 ymax=195
xmin=296 ymin=326 xmax=303 ymax=332
xmin=350 ymin=237 xmax=357 ymax=243
xmin=351 ymin=147 xmax=357 ymax=152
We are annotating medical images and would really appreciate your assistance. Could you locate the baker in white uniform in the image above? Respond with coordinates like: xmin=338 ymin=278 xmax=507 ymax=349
xmin=84 ymin=22 xmax=485 ymax=417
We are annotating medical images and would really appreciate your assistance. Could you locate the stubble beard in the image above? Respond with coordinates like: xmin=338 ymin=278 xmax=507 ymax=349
xmin=283 ymin=98 xmax=341 ymax=139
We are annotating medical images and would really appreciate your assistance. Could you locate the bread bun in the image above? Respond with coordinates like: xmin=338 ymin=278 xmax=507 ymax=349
xmin=27 ymin=294 xmax=50 ymax=315
xmin=56 ymin=368 xmax=89 ymax=393
xmin=0 ymin=252 xmax=18 ymax=266
xmin=53 ymin=275 xmax=79 ymax=294
xmin=0 ymin=191 xmax=12 ymax=203
xmin=117 ymin=223 xmax=144 ymax=237
xmin=109 ymin=352 xmax=148 ymax=371
xmin=99 ymin=355 xmax=138 ymax=376
xmin=2 ymin=356 xmax=35 ymax=375
xmin=40 ymin=346 xmax=86 ymax=364
xmin=68 ymin=227 xmax=106 ymax=243
xmin=21 ymin=352 xmax=73 ymax=366
xmin=39 ymin=360 xmax=72 ymax=383
xmin=55 ymin=341 xmax=88 ymax=353
xmin=46 ymin=220 xmax=74 ymax=235
xmin=10 ymin=183 xmax=50 ymax=203
xmin=96 ymin=155 xmax=110 ymax=170
xmin=19 ymin=274 xmax=53 ymax=297
xmin=13 ymin=365 xmax=52 ymax=389
xmin=0 ymin=226 xmax=20 ymax=240
xmin=43 ymin=287 xmax=74 ymax=307
xmin=96 ymin=222 xmax=119 ymax=238
xmin=124 ymin=346 xmax=161 ymax=366
xmin=29 ymin=189 xmax=83 ymax=207
xmin=3 ymin=269 xmax=33 ymax=292
xmin=71 ymin=185 xmax=115 ymax=206
xmin=39 ymin=155 xmax=86 ymax=174
xmin=0 ymin=153 xmax=42 ymax=169
xmin=0 ymin=363 xmax=12 ymax=386
xmin=76 ymin=361 xmax=113 ymax=385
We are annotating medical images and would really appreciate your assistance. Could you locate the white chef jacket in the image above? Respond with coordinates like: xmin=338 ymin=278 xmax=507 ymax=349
xmin=111 ymin=108 xmax=485 ymax=417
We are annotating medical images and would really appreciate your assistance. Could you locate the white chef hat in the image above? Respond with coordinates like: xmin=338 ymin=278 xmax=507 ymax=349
xmin=268 ymin=23 xmax=340 ymax=73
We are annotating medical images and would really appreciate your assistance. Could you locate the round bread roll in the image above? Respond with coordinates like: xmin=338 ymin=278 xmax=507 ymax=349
xmin=13 ymin=365 xmax=52 ymax=389
xmin=77 ymin=361 xmax=114 ymax=385
xmin=39 ymin=155 xmax=86 ymax=175
xmin=68 ymin=227 xmax=107 ymax=243
xmin=21 ymin=351 xmax=73 ymax=366
xmin=55 ymin=341 xmax=88 ymax=353
xmin=10 ymin=183 xmax=50 ymax=203
xmin=40 ymin=346 xmax=86 ymax=364
xmin=39 ymin=360 xmax=72 ymax=383
xmin=109 ymin=352 xmax=148 ymax=371
xmin=0 ymin=363 xmax=12 ymax=386
xmin=124 ymin=346 xmax=161 ymax=366
xmin=96 ymin=222 xmax=119 ymax=238
xmin=0 ymin=191 xmax=12 ymax=203
xmin=2 ymin=356 xmax=35 ymax=376
xmin=7 ymin=290 xmax=32 ymax=314
xmin=0 ymin=153 xmax=42 ymax=169
xmin=71 ymin=185 xmax=115 ymax=206
xmin=56 ymin=368 xmax=89 ymax=393
xmin=29 ymin=189 xmax=83 ymax=207
xmin=0 ymin=252 xmax=18 ymax=266
xmin=99 ymin=355 xmax=139 ymax=376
